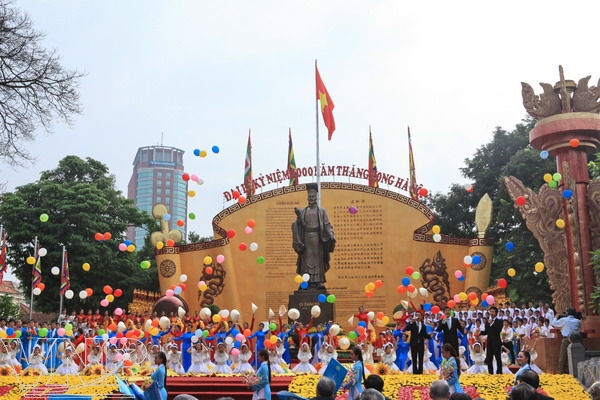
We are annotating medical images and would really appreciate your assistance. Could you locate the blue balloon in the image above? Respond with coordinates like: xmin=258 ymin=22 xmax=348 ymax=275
xmin=163 ymin=213 xmax=171 ymax=222
xmin=231 ymin=329 xmax=240 ymax=338
xmin=481 ymin=300 xmax=489 ymax=308
xmin=540 ymin=150 xmax=549 ymax=159
xmin=233 ymin=341 xmax=241 ymax=348
xmin=6 ymin=328 xmax=13 ymax=336
xmin=212 ymin=145 xmax=220 ymax=154
xmin=423 ymin=303 xmax=432 ymax=312
xmin=124 ymin=240 xmax=131 ymax=246
xmin=193 ymin=149 xmax=200 ymax=156
xmin=401 ymin=277 xmax=410 ymax=286
xmin=562 ymin=189 xmax=573 ymax=199
xmin=358 ymin=321 xmax=367 ymax=328
xmin=317 ymin=294 xmax=327 ymax=303
xmin=505 ymin=241 xmax=515 ymax=252
xmin=300 ymin=281 xmax=308 ymax=289
xmin=471 ymin=255 xmax=481 ymax=264
xmin=458 ymin=275 xmax=465 ymax=281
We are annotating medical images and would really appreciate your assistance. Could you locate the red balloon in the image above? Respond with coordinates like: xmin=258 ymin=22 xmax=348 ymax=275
xmin=498 ymin=278 xmax=507 ymax=288
xmin=405 ymin=266 xmax=414 ymax=275
xmin=247 ymin=219 xmax=256 ymax=228
xmin=516 ymin=196 xmax=526 ymax=206
xmin=238 ymin=196 xmax=247 ymax=204
xmin=396 ymin=286 xmax=407 ymax=294
xmin=239 ymin=243 xmax=247 ymax=251
xmin=227 ymin=229 xmax=236 ymax=239
xmin=205 ymin=267 xmax=213 ymax=275
xmin=374 ymin=279 xmax=383 ymax=288
xmin=94 ymin=232 xmax=103 ymax=241
xmin=114 ymin=289 xmax=123 ymax=297
xmin=179 ymin=283 xmax=186 ymax=291
xmin=419 ymin=188 xmax=429 ymax=197
xmin=366 ymin=292 xmax=374 ymax=298
xmin=243 ymin=329 xmax=251 ymax=337
xmin=431 ymin=305 xmax=440 ymax=314
xmin=103 ymin=232 xmax=112 ymax=241
xmin=182 ymin=173 xmax=190 ymax=181
xmin=166 ymin=239 xmax=175 ymax=247
xmin=103 ymin=285 xmax=113 ymax=295
xmin=232 ymin=190 xmax=240 ymax=199
xmin=176 ymin=219 xmax=185 ymax=227
xmin=569 ymin=138 xmax=580 ymax=148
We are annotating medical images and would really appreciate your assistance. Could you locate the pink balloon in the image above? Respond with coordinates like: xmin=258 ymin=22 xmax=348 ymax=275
xmin=236 ymin=333 xmax=245 ymax=342
xmin=118 ymin=243 xmax=127 ymax=251
xmin=57 ymin=328 xmax=66 ymax=337
xmin=166 ymin=289 xmax=174 ymax=297
xmin=486 ymin=295 xmax=495 ymax=305
xmin=120 ymin=337 xmax=128 ymax=345
xmin=100 ymin=299 xmax=109 ymax=307
xmin=109 ymin=337 xmax=118 ymax=345
xmin=454 ymin=295 xmax=460 ymax=303
xmin=454 ymin=270 xmax=463 ymax=278
xmin=244 ymin=226 xmax=253 ymax=234
xmin=114 ymin=308 xmax=123 ymax=316
xmin=231 ymin=348 xmax=240 ymax=356
xmin=115 ymin=353 xmax=123 ymax=361
xmin=216 ymin=254 xmax=225 ymax=263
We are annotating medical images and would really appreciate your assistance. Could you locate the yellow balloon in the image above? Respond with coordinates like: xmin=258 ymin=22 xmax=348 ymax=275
xmin=82 ymin=262 xmax=90 ymax=271
xmin=367 ymin=282 xmax=376 ymax=291
xmin=0 ymin=331 xmax=6 ymax=338
xmin=535 ymin=262 xmax=545 ymax=273
xmin=543 ymin=173 xmax=553 ymax=183
xmin=432 ymin=225 xmax=441 ymax=234
xmin=156 ymin=241 xmax=164 ymax=250
xmin=382 ymin=316 xmax=390 ymax=325
xmin=556 ymin=219 xmax=565 ymax=228
xmin=507 ymin=268 xmax=516 ymax=277
xmin=269 ymin=335 xmax=278 ymax=344
xmin=127 ymin=244 xmax=136 ymax=252
xmin=200 ymin=283 xmax=208 ymax=291
xmin=458 ymin=292 xmax=467 ymax=301
xmin=204 ymin=256 xmax=213 ymax=265
xmin=212 ymin=314 xmax=222 ymax=323
xmin=294 ymin=275 xmax=303 ymax=283
xmin=106 ymin=294 xmax=115 ymax=303
xmin=188 ymin=190 xmax=196 ymax=197
xmin=27 ymin=256 xmax=36 ymax=265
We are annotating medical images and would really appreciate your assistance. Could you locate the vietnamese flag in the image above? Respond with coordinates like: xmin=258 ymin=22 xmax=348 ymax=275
xmin=316 ymin=65 xmax=336 ymax=140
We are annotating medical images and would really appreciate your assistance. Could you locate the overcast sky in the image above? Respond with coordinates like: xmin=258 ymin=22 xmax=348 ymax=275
xmin=4 ymin=0 xmax=600 ymax=241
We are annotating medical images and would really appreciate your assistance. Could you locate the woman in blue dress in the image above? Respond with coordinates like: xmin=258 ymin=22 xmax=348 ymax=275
xmin=440 ymin=343 xmax=463 ymax=394
xmin=395 ymin=333 xmax=410 ymax=370
xmin=514 ymin=350 xmax=532 ymax=385
xmin=148 ymin=351 xmax=168 ymax=400
xmin=342 ymin=346 xmax=365 ymax=400
xmin=251 ymin=348 xmax=271 ymax=400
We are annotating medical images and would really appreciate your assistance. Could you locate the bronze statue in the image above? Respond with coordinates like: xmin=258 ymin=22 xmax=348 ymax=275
xmin=291 ymin=183 xmax=335 ymax=289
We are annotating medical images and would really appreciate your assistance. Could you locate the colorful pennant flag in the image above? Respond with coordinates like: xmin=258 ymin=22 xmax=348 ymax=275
xmin=32 ymin=244 xmax=42 ymax=288
xmin=244 ymin=131 xmax=254 ymax=196
xmin=288 ymin=128 xmax=298 ymax=186
xmin=0 ymin=229 xmax=7 ymax=284
xmin=60 ymin=249 xmax=70 ymax=295
xmin=408 ymin=126 xmax=419 ymax=200
xmin=368 ymin=129 xmax=378 ymax=188
xmin=316 ymin=65 xmax=336 ymax=140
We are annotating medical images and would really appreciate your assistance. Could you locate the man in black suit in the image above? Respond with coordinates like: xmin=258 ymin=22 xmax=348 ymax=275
xmin=435 ymin=307 xmax=465 ymax=355
xmin=479 ymin=306 xmax=503 ymax=374
xmin=405 ymin=312 xmax=431 ymax=374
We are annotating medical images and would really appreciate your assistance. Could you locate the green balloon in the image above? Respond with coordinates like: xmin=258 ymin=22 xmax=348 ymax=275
xmin=40 ymin=213 xmax=49 ymax=222
xmin=39 ymin=328 xmax=48 ymax=337
xmin=97 ymin=329 xmax=105 ymax=336
xmin=411 ymin=271 xmax=421 ymax=280
xmin=65 ymin=323 xmax=73 ymax=331
xmin=256 ymin=256 xmax=265 ymax=264
xmin=348 ymin=331 xmax=358 ymax=340
xmin=202 ymin=330 xmax=209 ymax=338
xmin=269 ymin=323 xmax=277 ymax=331
xmin=189 ymin=213 xmax=196 ymax=220
xmin=326 ymin=294 xmax=336 ymax=303
xmin=548 ymin=181 xmax=558 ymax=188
xmin=553 ymin=173 xmax=562 ymax=181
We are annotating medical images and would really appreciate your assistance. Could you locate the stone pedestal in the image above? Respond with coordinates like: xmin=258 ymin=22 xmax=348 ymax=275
xmin=288 ymin=289 xmax=334 ymax=326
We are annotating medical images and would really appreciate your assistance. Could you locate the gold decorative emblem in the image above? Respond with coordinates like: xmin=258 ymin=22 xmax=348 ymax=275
xmin=159 ymin=260 xmax=176 ymax=278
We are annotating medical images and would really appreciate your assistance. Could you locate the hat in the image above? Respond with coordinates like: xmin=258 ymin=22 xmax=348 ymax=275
xmin=306 ymin=183 xmax=319 ymax=193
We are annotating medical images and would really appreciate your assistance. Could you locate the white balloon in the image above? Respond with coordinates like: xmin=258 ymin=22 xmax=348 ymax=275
xmin=79 ymin=290 xmax=87 ymax=299
xmin=225 ymin=337 xmax=233 ymax=345
xmin=311 ymin=305 xmax=321 ymax=318
xmin=419 ymin=287 xmax=429 ymax=297
xmin=51 ymin=267 xmax=60 ymax=275
xmin=102 ymin=334 xmax=109 ymax=342
xmin=191 ymin=335 xmax=199 ymax=343
xmin=118 ymin=321 xmax=127 ymax=332
xmin=76 ymin=343 xmax=85 ymax=354
xmin=200 ymin=307 xmax=212 ymax=319
xmin=219 ymin=309 xmax=230 ymax=319
xmin=288 ymin=308 xmax=300 ymax=320
xmin=178 ymin=307 xmax=186 ymax=319
xmin=230 ymin=309 xmax=240 ymax=322
xmin=65 ymin=290 xmax=74 ymax=299
xmin=159 ymin=316 xmax=170 ymax=329
xmin=180 ymin=274 xmax=188 ymax=283
xmin=122 ymin=352 xmax=131 ymax=361
xmin=144 ymin=319 xmax=152 ymax=331
xmin=249 ymin=242 xmax=259 ymax=251
xmin=463 ymin=255 xmax=473 ymax=264
xmin=302 ymin=273 xmax=310 ymax=282
xmin=338 ymin=336 xmax=351 ymax=350
xmin=433 ymin=233 xmax=442 ymax=243
xmin=367 ymin=311 xmax=375 ymax=321
xmin=33 ymin=287 xmax=41 ymax=295
xmin=38 ymin=248 xmax=47 ymax=257
xmin=329 ymin=324 xmax=340 ymax=336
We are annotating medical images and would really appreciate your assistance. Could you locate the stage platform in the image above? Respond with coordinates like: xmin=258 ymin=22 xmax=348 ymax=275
xmin=165 ymin=375 xmax=296 ymax=400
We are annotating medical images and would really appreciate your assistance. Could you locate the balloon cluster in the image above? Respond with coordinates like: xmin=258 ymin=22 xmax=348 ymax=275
xmin=94 ymin=232 xmax=112 ymax=241
xmin=182 ymin=172 xmax=204 ymax=185
xmin=317 ymin=293 xmax=337 ymax=303
xmin=294 ymin=273 xmax=310 ymax=289
xmin=166 ymin=280 xmax=187 ymax=297
xmin=364 ymin=279 xmax=383 ymax=298
xmin=118 ymin=240 xmax=136 ymax=252
xmin=231 ymin=190 xmax=246 ymax=205
xmin=396 ymin=266 xmax=423 ymax=297
xmin=156 ymin=239 xmax=176 ymax=249
xmin=543 ymin=172 xmax=562 ymax=189
xmin=193 ymin=145 xmax=220 ymax=158
xmin=432 ymin=225 xmax=442 ymax=243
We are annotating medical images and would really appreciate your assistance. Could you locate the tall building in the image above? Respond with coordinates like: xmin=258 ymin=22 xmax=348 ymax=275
xmin=127 ymin=145 xmax=188 ymax=249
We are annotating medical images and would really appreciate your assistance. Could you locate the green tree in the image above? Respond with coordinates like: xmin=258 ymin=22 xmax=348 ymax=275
xmin=426 ymin=119 xmax=557 ymax=304
xmin=0 ymin=1 xmax=84 ymax=166
xmin=187 ymin=231 xmax=213 ymax=244
xmin=0 ymin=293 xmax=21 ymax=320
xmin=0 ymin=156 xmax=157 ymax=313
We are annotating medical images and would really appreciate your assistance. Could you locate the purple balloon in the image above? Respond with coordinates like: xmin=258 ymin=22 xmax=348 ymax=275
xmin=348 ymin=206 xmax=358 ymax=214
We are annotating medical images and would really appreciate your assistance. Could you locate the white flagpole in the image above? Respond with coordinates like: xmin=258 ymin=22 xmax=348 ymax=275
xmin=59 ymin=246 xmax=66 ymax=317
xmin=29 ymin=236 xmax=38 ymax=320
xmin=315 ymin=59 xmax=321 ymax=206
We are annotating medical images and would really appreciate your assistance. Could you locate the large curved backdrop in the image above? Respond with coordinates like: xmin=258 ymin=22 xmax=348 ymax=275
xmin=155 ymin=183 xmax=494 ymax=322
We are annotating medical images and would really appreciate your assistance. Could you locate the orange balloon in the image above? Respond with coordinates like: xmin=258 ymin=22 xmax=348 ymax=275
xmin=243 ymin=329 xmax=252 ymax=337
xmin=36 ymin=283 xmax=45 ymax=291
xmin=376 ymin=312 xmax=384 ymax=320
xmin=103 ymin=285 xmax=113 ymax=295
xmin=447 ymin=300 xmax=456 ymax=308
xmin=374 ymin=279 xmax=383 ymax=288
xmin=94 ymin=232 xmax=103 ymax=241
xmin=85 ymin=288 xmax=93 ymax=297
xmin=205 ymin=267 xmax=214 ymax=275
xmin=103 ymin=232 xmax=112 ymax=241
xmin=357 ymin=326 xmax=365 ymax=334
xmin=108 ymin=323 xmax=117 ymax=331
xmin=481 ymin=292 xmax=488 ymax=301
xmin=397 ymin=286 xmax=407 ymax=294
xmin=366 ymin=292 xmax=374 ymax=298
xmin=407 ymin=284 xmax=416 ymax=293
xmin=166 ymin=239 xmax=175 ymax=247
xmin=151 ymin=319 xmax=159 ymax=327
xmin=467 ymin=292 xmax=477 ymax=301
xmin=247 ymin=219 xmax=256 ymax=228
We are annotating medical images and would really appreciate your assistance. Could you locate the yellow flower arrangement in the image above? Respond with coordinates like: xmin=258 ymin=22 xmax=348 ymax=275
xmin=375 ymin=363 xmax=389 ymax=375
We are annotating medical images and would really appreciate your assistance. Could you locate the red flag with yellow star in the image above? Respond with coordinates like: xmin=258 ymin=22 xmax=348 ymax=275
xmin=316 ymin=65 xmax=336 ymax=140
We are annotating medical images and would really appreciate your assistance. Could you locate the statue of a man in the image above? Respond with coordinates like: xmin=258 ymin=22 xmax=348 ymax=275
xmin=291 ymin=183 xmax=335 ymax=289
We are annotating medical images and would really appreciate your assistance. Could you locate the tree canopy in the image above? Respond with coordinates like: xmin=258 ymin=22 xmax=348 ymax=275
xmin=425 ymin=119 xmax=558 ymax=304
xmin=0 ymin=1 xmax=84 ymax=166
xmin=0 ymin=156 xmax=158 ymax=314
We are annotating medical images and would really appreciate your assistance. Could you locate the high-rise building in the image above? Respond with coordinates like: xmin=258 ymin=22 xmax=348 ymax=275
xmin=127 ymin=145 xmax=187 ymax=249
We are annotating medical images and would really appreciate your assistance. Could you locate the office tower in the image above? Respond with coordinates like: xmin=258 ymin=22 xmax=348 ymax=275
xmin=127 ymin=145 xmax=187 ymax=248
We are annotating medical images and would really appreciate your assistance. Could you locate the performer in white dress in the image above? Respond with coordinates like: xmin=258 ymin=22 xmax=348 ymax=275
xmin=25 ymin=345 xmax=48 ymax=374
xmin=361 ymin=342 xmax=374 ymax=365
xmin=458 ymin=346 xmax=469 ymax=372
xmin=167 ymin=344 xmax=185 ymax=375
xmin=275 ymin=338 xmax=288 ymax=370
xmin=232 ymin=343 xmax=253 ymax=374
xmin=422 ymin=347 xmax=437 ymax=373
xmin=87 ymin=345 xmax=102 ymax=367
xmin=497 ymin=347 xmax=513 ymax=374
xmin=292 ymin=343 xmax=317 ymax=374
xmin=55 ymin=347 xmax=80 ymax=375
xmin=527 ymin=346 xmax=543 ymax=375
xmin=9 ymin=341 xmax=20 ymax=367
xmin=0 ymin=343 xmax=11 ymax=366
xmin=466 ymin=343 xmax=487 ymax=374
xmin=213 ymin=342 xmax=233 ymax=374
xmin=268 ymin=347 xmax=284 ymax=374
xmin=318 ymin=344 xmax=338 ymax=375
xmin=187 ymin=343 xmax=211 ymax=374
xmin=381 ymin=342 xmax=399 ymax=371
xmin=105 ymin=344 xmax=119 ymax=372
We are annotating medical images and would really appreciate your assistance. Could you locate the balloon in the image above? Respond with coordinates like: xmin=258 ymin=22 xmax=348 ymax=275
xmin=212 ymin=314 xmax=221 ymax=323
xmin=173 ymin=286 xmax=182 ymax=295
xmin=114 ymin=289 xmax=123 ymax=297
xmin=78 ymin=290 xmax=87 ymax=299
xmin=249 ymin=242 xmax=258 ymax=252
xmin=166 ymin=239 xmax=175 ymax=247
xmin=200 ymin=307 xmax=212 ymax=318
xmin=507 ymin=268 xmax=516 ymax=277
xmin=433 ymin=233 xmax=442 ymax=242
xmin=367 ymin=311 xmax=375 ymax=321
xmin=411 ymin=271 xmax=421 ymax=280
xmin=348 ymin=331 xmax=358 ymax=340
xmin=374 ymin=279 xmax=383 ymax=288
xmin=205 ymin=266 xmax=213 ymax=275
xmin=32 ymin=287 xmax=41 ymax=295
xmin=338 ymin=337 xmax=351 ymax=350
xmin=311 ymin=305 xmax=321 ymax=317
xmin=366 ymin=282 xmax=376 ymax=291
xmin=159 ymin=316 xmax=170 ymax=329
xmin=238 ymin=243 xmax=247 ymax=251
xmin=467 ymin=292 xmax=477 ymax=301
xmin=446 ymin=300 xmax=456 ymax=309
xmin=103 ymin=285 xmax=113 ymax=295
xmin=516 ymin=196 xmax=526 ymax=206
xmin=348 ymin=206 xmax=358 ymax=214
xmin=419 ymin=287 xmax=428 ymax=297
xmin=486 ymin=295 xmax=495 ymax=305
xmin=431 ymin=305 xmax=441 ymax=314
xmin=51 ymin=266 xmax=60 ymax=275
xmin=269 ymin=323 xmax=277 ymax=331
xmin=326 ymin=294 xmax=336 ymax=303
xmin=118 ymin=243 xmax=127 ymax=251
xmin=481 ymin=300 xmax=489 ymax=308
xmin=562 ymin=189 xmax=573 ymax=199
xmin=535 ymin=262 xmax=545 ymax=273
xmin=27 ymin=256 xmax=36 ymax=265
xmin=156 ymin=241 xmax=164 ymax=250
xmin=540 ymin=150 xmax=549 ymax=159
xmin=471 ymin=255 xmax=481 ymax=264
xmin=382 ymin=316 xmax=390 ymax=325
xmin=85 ymin=288 xmax=93 ymax=297
xmin=244 ymin=226 xmax=253 ymax=235
xmin=318 ymin=294 xmax=327 ymax=303
xmin=65 ymin=290 xmax=74 ymax=299
xmin=458 ymin=292 xmax=467 ymax=301
xmin=103 ymin=232 xmax=112 ymax=241
xmin=407 ymin=284 xmax=416 ymax=293
xmin=238 ymin=196 xmax=246 ymax=204
xmin=106 ymin=294 xmax=114 ymax=302
xmin=432 ymin=225 xmax=441 ymax=234
xmin=82 ymin=262 xmax=91 ymax=271
xmin=505 ymin=242 xmax=515 ymax=251
xmin=401 ymin=277 xmax=410 ymax=286
xmin=94 ymin=232 xmax=103 ymax=241
xmin=556 ymin=219 xmax=565 ymax=228
xmin=39 ymin=328 xmax=48 ymax=337
xmin=302 ymin=273 xmax=310 ymax=282
xmin=569 ymin=138 xmax=580 ymax=147
xmin=176 ymin=219 xmax=185 ymax=227
xmin=180 ymin=274 xmax=188 ymax=283
xmin=543 ymin=173 xmax=553 ymax=183
xmin=458 ymin=275 xmax=465 ymax=281
xmin=548 ymin=181 xmax=558 ymax=188
xmin=464 ymin=183 xmax=474 ymax=192
xmin=454 ymin=270 xmax=463 ymax=278
xmin=329 ymin=324 xmax=341 ymax=336
xmin=405 ymin=266 xmax=414 ymax=275
xmin=396 ymin=285 xmax=406 ymax=294
xmin=40 ymin=213 xmax=49 ymax=222
xmin=463 ymin=255 xmax=472 ymax=265
xmin=127 ymin=244 xmax=135 ymax=252
xmin=498 ymin=278 xmax=507 ymax=288
xmin=418 ymin=187 xmax=428 ymax=197
xmin=38 ymin=248 xmax=47 ymax=257
xmin=553 ymin=172 xmax=562 ymax=182
xmin=216 ymin=254 xmax=225 ymax=264
xmin=423 ymin=303 xmax=432 ymax=312
xmin=288 ymin=308 xmax=300 ymax=320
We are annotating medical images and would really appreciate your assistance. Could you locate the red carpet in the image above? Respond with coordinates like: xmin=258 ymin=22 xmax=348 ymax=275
xmin=166 ymin=376 xmax=295 ymax=400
